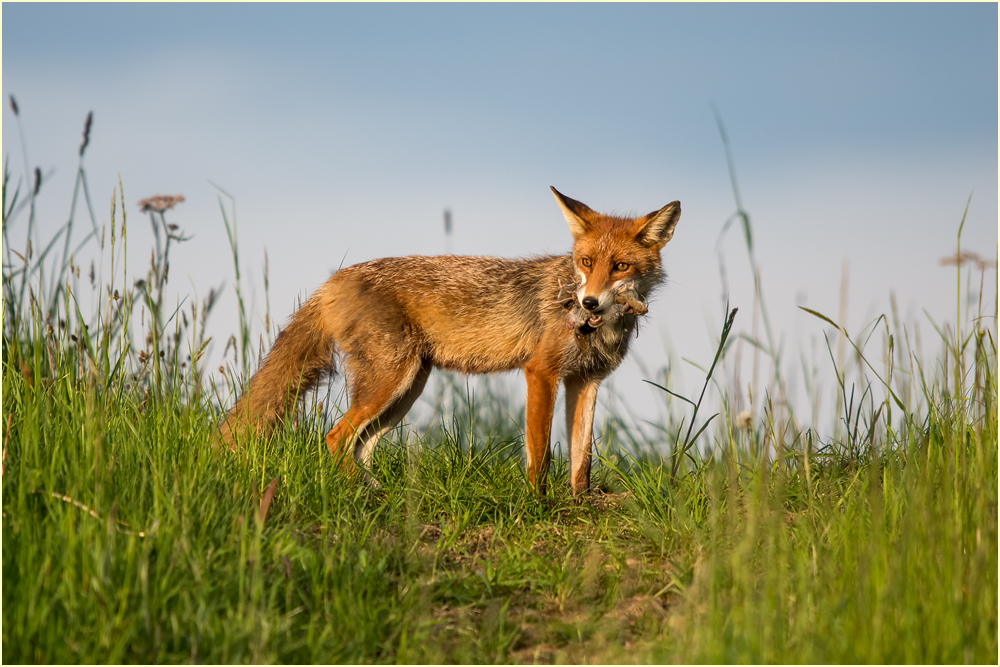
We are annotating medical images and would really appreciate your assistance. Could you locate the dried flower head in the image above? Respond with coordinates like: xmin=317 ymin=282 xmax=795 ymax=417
xmin=138 ymin=194 xmax=185 ymax=213
xmin=939 ymin=250 xmax=996 ymax=271
xmin=80 ymin=111 xmax=93 ymax=158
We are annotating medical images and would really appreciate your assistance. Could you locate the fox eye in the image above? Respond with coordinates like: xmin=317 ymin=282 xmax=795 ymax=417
xmin=614 ymin=262 xmax=630 ymax=272
xmin=581 ymin=258 xmax=592 ymax=268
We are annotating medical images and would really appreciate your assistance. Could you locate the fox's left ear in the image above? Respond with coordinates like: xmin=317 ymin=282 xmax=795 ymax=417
xmin=634 ymin=201 xmax=681 ymax=249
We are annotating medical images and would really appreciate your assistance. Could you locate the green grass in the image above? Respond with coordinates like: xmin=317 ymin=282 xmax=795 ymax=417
xmin=3 ymin=334 xmax=996 ymax=663
xmin=2 ymin=115 xmax=997 ymax=663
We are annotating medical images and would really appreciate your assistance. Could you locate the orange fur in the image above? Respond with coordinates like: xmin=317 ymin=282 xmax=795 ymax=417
xmin=221 ymin=187 xmax=680 ymax=496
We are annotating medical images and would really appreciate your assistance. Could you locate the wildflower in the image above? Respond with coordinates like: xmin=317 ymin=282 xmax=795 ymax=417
xmin=736 ymin=410 xmax=752 ymax=430
xmin=137 ymin=194 xmax=185 ymax=213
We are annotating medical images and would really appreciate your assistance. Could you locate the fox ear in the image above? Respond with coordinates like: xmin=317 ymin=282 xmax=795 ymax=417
xmin=634 ymin=201 xmax=681 ymax=249
xmin=551 ymin=186 xmax=597 ymax=240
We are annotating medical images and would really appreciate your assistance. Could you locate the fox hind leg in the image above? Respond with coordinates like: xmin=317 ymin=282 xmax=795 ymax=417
xmin=325 ymin=355 xmax=429 ymax=472
xmin=351 ymin=360 xmax=431 ymax=469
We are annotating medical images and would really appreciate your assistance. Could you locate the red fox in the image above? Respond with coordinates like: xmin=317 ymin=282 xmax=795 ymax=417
xmin=220 ymin=188 xmax=680 ymax=496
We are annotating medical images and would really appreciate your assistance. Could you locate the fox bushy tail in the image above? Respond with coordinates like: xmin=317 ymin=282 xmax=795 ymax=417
xmin=220 ymin=295 xmax=336 ymax=446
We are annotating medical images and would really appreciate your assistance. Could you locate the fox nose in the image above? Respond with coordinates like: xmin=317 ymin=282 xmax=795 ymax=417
xmin=581 ymin=296 xmax=599 ymax=311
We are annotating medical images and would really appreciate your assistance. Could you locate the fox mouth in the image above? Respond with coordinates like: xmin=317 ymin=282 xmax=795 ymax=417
xmin=575 ymin=314 xmax=604 ymax=335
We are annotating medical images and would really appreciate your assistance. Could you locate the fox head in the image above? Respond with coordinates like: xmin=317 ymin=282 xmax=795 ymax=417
xmin=551 ymin=186 xmax=680 ymax=318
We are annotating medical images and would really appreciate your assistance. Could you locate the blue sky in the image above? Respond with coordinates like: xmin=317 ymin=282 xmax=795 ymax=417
xmin=3 ymin=3 xmax=997 ymax=439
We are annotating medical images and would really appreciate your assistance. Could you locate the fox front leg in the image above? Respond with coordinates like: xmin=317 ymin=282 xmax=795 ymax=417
xmin=564 ymin=375 xmax=600 ymax=499
xmin=523 ymin=342 xmax=562 ymax=495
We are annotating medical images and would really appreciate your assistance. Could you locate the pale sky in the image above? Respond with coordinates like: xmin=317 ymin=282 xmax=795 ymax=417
xmin=4 ymin=3 xmax=997 ymax=444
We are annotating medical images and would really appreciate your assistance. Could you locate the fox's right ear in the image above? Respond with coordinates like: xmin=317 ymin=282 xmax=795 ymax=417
xmin=551 ymin=186 xmax=596 ymax=240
